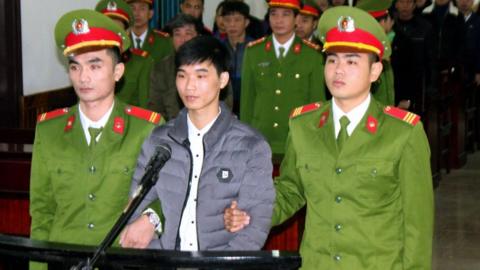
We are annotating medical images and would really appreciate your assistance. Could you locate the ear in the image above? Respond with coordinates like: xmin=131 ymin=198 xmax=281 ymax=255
xmin=245 ymin=18 xmax=250 ymax=28
xmin=113 ymin=62 xmax=125 ymax=82
xmin=369 ymin=61 xmax=383 ymax=83
xmin=219 ymin=71 xmax=229 ymax=89
xmin=148 ymin=9 xmax=154 ymax=20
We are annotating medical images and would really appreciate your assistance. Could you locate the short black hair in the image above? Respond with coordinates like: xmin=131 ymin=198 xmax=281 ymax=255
xmin=164 ymin=14 xmax=203 ymax=35
xmin=175 ymin=36 xmax=230 ymax=76
xmin=181 ymin=0 xmax=204 ymax=4
xmin=221 ymin=1 xmax=250 ymax=18
xmin=68 ymin=46 xmax=122 ymax=65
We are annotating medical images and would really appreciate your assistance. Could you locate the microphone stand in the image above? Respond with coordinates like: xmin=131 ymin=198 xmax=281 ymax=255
xmin=71 ymin=145 xmax=171 ymax=270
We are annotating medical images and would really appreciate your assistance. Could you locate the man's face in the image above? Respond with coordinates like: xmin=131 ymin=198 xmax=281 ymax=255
xmin=130 ymin=2 xmax=153 ymax=28
xmin=68 ymin=49 xmax=124 ymax=106
xmin=181 ymin=0 xmax=204 ymax=19
xmin=395 ymin=0 xmax=416 ymax=20
xmin=172 ymin=25 xmax=198 ymax=51
xmin=295 ymin=14 xmax=317 ymax=39
xmin=223 ymin=12 xmax=249 ymax=39
xmin=324 ymin=52 xmax=382 ymax=105
xmin=269 ymin=7 xmax=296 ymax=37
xmin=457 ymin=0 xmax=474 ymax=13
xmin=176 ymin=61 xmax=228 ymax=113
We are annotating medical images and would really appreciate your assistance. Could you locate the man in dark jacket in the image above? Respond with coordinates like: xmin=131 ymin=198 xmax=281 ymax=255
xmin=120 ymin=36 xmax=275 ymax=251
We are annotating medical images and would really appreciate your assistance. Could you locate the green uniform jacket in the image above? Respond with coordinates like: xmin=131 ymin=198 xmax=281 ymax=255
xmin=29 ymin=100 xmax=163 ymax=258
xmin=240 ymin=35 xmax=326 ymax=154
xmin=135 ymin=28 xmax=174 ymax=62
xmin=117 ymin=49 xmax=154 ymax=108
xmin=372 ymin=60 xmax=395 ymax=106
xmin=273 ymin=98 xmax=434 ymax=270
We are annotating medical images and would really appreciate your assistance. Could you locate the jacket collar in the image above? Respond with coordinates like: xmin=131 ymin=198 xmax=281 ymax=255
xmin=422 ymin=1 xmax=458 ymax=16
xmin=168 ymin=102 xmax=233 ymax=149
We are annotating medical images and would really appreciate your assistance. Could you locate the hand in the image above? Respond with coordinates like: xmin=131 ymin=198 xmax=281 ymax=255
xmin=397 ymin=100 xmax=411 ymax=110
xmin=119 ymin=214 xmax=155 ymax=249
xmin=224 ymin=201 xmax=250 ymax=233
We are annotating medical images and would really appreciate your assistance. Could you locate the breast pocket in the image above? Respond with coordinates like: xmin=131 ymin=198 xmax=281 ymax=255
xmin=355 ymin=160 xmax=398 ymax=204
xmin=48 ymin=159 xmax=76 ymax=197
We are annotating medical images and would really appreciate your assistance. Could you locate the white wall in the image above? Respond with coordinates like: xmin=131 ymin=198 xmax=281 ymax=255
xmin=21 ymin=0 xmax=98 ymax=95
xmin=203 ymin=0 xmax=268 ymax=29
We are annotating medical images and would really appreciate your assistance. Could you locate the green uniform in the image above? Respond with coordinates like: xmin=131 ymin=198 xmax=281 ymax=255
xmin=372 ymin=60 xmax=395 ymax=106
xmin=134 ymin=28 xmax=174 ymax=62
xmin=30 ymin=100 xmax=163 ymax=250
xmin=272 ymin=98 xmax=434 ymax=269
xmin=240 ymin=35 xmax=326 ymax=154
xmin=117 ymin=48 xmax=154 ymax=108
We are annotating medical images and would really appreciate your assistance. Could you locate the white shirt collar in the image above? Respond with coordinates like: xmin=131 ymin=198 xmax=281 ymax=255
xmin=131 ymin=29 xmax=148 ymax=48
xmin=272 ymin=33 xmax=295 ymax=59
xmin=332 ymin=94 xmax=371 ymax=138
xmin=186 ymin=107 xmax=221 ymax=139
xmin=79 ymin=102 xmax=114 ymax=144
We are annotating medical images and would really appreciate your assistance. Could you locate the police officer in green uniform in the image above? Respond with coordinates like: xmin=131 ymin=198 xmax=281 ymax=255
xmin=356 ymin=0 xmax=395 ymax=106
xmin=127 ymin=0 xmax=173 ymax=62
xmin=226 ymin=6 xmax=434 ymax=270
xmin=29 ymin=9 xmax=164 ymax=270
xmin=240 ymin=0 xmax=326 ymax=155
xmin=96 ymin=0 xmax=154 ymax=108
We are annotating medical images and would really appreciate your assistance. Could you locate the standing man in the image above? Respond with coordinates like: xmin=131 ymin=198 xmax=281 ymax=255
xmin=241 ymin=0 xmax=326 ymax=155
xmin=295 ymin=1 xmax=322 ymax=46
xmin=29 ymin=9 xmax=163 ymax=269
xmin=226 ymin=6 xmax=434 ymax=269
xmin=96 ymin=0 xmax=154 ymax=108
xmin=127 ymin=0 xmax=174 ymax=61
xmin=148 ymin=14 xmax=202 ymax=120
xmin=457 ymin=0 xmax=480 ymax=86
xmin=221 ymin=1 xmax=254 ymax=115
xmin=120 ymin=36 xmax=275 ymax=251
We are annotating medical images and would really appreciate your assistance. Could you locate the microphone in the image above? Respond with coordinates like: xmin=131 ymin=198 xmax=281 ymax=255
xmin=71 ymin=143 xmax=171 ymax=270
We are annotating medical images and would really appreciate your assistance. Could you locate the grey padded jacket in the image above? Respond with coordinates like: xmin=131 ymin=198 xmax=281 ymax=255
xmin=130 ymin=102 xmax=275 ymax=250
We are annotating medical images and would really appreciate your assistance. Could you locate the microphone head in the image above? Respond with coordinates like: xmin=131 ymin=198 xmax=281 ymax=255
xmin=156 ymin=143 xmax=172 ymax=159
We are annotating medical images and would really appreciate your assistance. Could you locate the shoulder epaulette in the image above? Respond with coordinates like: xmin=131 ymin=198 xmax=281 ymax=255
xmin=384 ymin=106 xmax=420 ymax=126
xmin=153 ymin=29 xmax=170 ymax=38
xmin=247 ymin=37 xmax=266 ymax=48
xmin=130 ymin=48 xmax=149 ymax=58
xmin=125 ymin=105 xmax=162 ymax=124
xmin=37 ymin=108 xmax=69 ymax=123
xmin=302 ymin=39 xmax=321 ymax=51
xmin=290 ymin=102 xmax=322 ymax=118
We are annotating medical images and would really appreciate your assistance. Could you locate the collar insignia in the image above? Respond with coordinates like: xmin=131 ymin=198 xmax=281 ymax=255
xmin=337 ymin=16 xmax=355 ymax=32
xmin=72 ymin=19 xmax=90 ymax=35
xmin=366 ymin=115 xmax=378 ymax=133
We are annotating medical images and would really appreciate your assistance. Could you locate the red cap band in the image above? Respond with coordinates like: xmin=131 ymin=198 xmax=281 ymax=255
xmin=324 ymin=27 xmax=384 ymax=58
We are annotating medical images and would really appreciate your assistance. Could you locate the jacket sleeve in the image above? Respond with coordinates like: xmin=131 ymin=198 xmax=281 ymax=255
xmin=271 ymin=131 xmax=306 ymax=226
xmin=309 ymin=51 xmax=326 ymax=102
xmin=29 ymin=125 xmax=56 ymax=242
xmin=400 ymin=122 xmax=434 ymax=269
xmin=226 ymin=138 xmax=275 ymax=250
xmin=239 ymin=47 xmax=255 ymax=123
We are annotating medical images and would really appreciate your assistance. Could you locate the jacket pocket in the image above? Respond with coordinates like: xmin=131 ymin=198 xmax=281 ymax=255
xmin=355 ymin=160 xmax=398 ymax=203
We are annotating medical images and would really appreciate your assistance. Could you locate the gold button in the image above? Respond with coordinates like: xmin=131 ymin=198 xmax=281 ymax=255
xmin=277 ymin=72 xmax=282 ymax=78
xmin=89 ymin=166 xmax=96 ymax=173
xmin=275 ymin=89 xmax=282 ymax=95
xmin=295 ymin=73 xmax=300 ymax=79
xmin=274 ymin=106 xmax=279 ymax=111
xmin=273 ymin=123 xmax=279 ymax=128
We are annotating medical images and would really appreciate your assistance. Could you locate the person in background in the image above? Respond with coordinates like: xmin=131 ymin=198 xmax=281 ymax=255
xmin=148 ymin=14 xmax=201 ymax=120
xmin=180 ymin=0 xmax=212 ymax=35
xmin=221 ymin=1 xmax=254 ymax=115
xmin=241 ymin=0 xmax=326 ymax=156
xmin=127 ymin=0 xmax=173 ymax=62
xmin=225 ymin=6 xmax=434 ymax=269
xmin=295 ymin=0 xmax=322 ymax=46
xmin=29 ymin=9 xmax=163 ymax=270
xmin=96 ymin=0 xmax=153 ymax=108
xmin=213 ymin=1 xmax=228 ymax=40
xmin=457 ymin=0 xmax=480 ymax=86
xmin=119 ymin=36 xmax=275 ymax=251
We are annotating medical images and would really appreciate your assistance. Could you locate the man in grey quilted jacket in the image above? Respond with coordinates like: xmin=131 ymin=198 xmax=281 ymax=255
xmin=119 ymin=35 xmax=275 ymax=250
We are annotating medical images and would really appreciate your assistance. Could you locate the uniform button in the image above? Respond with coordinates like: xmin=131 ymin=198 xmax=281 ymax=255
xmin=88 ymin=194 xmax=96 ymax=201
xmin=335 ymin=167 xmax=342 ymax=174
xmin=274 ymin=106 xmax=279 ymax=111
xmin=295 ymin=73 xmax=300 ymax=79
xmin=277 ymin=72 xmax=282 ymax=78
xmin=273 ymin=123 xmax=279 ymax=128
xmin=275 ymin=89 xmax=282 ymax=95
xmin=333 ymin=254 xmax=341 ymax=261
xmin=371 ymin=168 xmax=377 ymax=176
xmin=87 ymin=223 xmax=95 ymax=229
xmin=89 ymin=166 xmax=96 ymax=173
xmin=335 ymin=196 xmax=343 ymax=203
xmin=123 ymin=167 xmax=129 ymax=174
xmin=335 ymin=224 xmax=343 ymax=232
